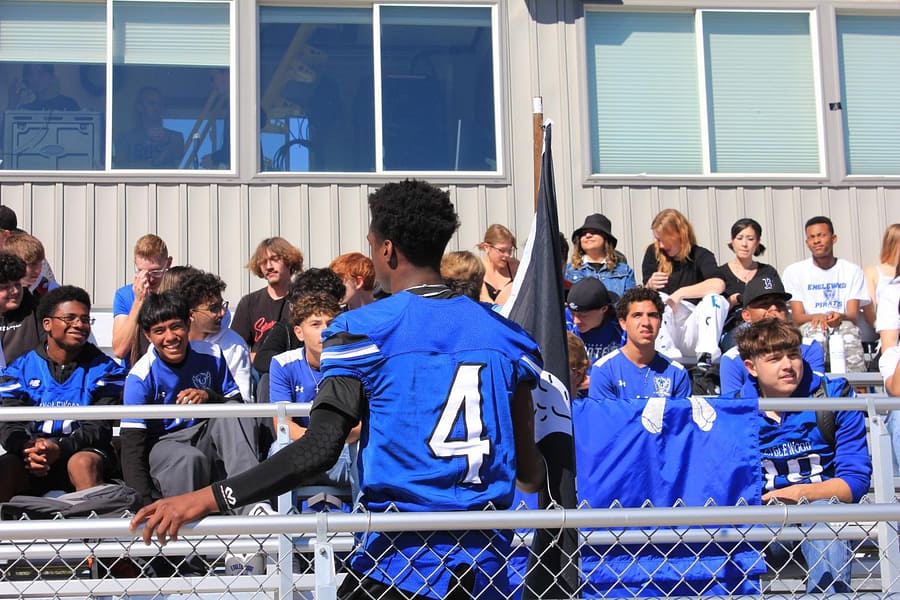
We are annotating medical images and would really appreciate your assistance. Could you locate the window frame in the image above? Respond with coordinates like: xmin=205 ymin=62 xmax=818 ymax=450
xmin=581 ymin=5 xmax=828 ymax=183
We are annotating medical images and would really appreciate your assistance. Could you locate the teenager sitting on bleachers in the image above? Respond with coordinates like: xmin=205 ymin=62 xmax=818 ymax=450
xmin=735 ymin=318 xmax=870 ymax=594
xmin=0 ymin=286 xmax=126 ymax=501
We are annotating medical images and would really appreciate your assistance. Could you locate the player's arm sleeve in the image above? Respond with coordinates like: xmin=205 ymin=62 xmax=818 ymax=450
xmin=587 ymin=362 xmax=614 ymax=400
xmin=718 ymin=355 xmax=745 ymax=396
xmin=212 ymin=401 xmax=355 ymax=513
xmin=252 ymin=324 xmax=289 ymax=374
xmin=833 ymin=409 xmax=872 ymax=503
xmin=268 ymin=358 xmax=292 ymax=403
xmin=674 ymin=365 xmax=693 ymax=397
xmin=803 ymin=341 xmax=826 ymax=375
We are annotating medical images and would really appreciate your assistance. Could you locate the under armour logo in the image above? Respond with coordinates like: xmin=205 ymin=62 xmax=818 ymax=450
xmin=220 ymin=485 xmax=236 ymax=507
xmin=295 ymin=385 xmax=302 ymax=393
xmin=618 ymin=379 xmax=626 ymax=388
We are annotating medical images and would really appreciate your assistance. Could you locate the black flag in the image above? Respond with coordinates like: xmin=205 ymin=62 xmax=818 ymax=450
xmin=501 ymin=122 xmax=578 ymax=598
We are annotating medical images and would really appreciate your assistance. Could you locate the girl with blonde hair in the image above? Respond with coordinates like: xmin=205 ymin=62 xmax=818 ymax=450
xmin=478 ymin=224 xmax=519 ymax=306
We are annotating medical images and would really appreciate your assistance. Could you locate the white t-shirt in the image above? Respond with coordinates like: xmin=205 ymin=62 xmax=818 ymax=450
xmin=782 ymin=257 xmax=869 ymax=315
xmin=207 ymin=326 xmax=252 ymax=402
xmin=876 ymin=278 xmax=900 ymax=333
xmin=879 ymin=345 xmax=900 ymax=389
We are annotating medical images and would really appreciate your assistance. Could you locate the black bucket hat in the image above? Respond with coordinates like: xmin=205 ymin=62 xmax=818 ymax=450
xmin=572 ymin=213 xmax=617 ymax=247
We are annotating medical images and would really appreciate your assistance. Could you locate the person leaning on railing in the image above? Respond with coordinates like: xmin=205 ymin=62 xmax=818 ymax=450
xmin=734 ymin=318 xmax=871 ymax=594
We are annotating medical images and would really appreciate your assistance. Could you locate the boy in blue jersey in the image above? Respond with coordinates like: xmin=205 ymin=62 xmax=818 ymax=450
xmin=588 ymin=286 xmax=692 ymax=400
xmin=719 ymin=276 xmax=824 ymax=395
xmin=735 ymin=318 xmax=870 ymax=594
xmin=119 ymin=291 xmax=259 ymax=507
xmin=565 ymin=277 xmax=622 ymax=369
xmin=269 ymin=292 xmax=358 ymax=500
xmin=131 ymin=179 xmax=545 ymax=600
xmin=0 ymin=286 xmax=126 ymax=501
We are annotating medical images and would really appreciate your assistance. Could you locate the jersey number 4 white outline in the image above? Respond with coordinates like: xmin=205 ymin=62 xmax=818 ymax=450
xmin=428 ymin=363 xmax=490 ymax=484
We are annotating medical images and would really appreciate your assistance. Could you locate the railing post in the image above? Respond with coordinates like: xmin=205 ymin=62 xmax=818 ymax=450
xmin=275 ymin=402 xmax=295 ymax=599
xmin=867 ymin=398 xmax=900 ymax=593
xmin=314 ymin=511 xmax=337 ymax=600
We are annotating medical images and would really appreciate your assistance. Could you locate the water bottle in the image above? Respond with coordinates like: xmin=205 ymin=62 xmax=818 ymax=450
xmin=828 ymin=329 xmax=846 ymax=374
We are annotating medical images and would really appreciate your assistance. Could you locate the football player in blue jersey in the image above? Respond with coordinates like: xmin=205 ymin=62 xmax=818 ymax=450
xmin=0 ymin=286 xmax=126 ymax=501
xmin=735 ymin=318 xmax=870 ymax=594
xmin=119 ymin=291 xmax=259 ymax=507
xmin=588 ymin=286 xmax=692 ymax=400
xmin=131 ymin=179 xmax=545 ymax=600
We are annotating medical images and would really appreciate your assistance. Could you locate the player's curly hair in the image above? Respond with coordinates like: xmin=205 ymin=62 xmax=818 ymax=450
xmin=0 ymin=252 xmax=26 ymax=284
xmin=289 ymin=268 xmax=345 ymax=304
xmin=181 ymin=271 xmax=227 ymax=309
xmin=290 ymin=292 xmax=342 ymax=327
xmin=368 ymin=180 xmax=459 ymax=270
xmin=38 ymin=285 xmax=91 ymax=320
xmin=615 ymin=286 xmax=665 ymax=321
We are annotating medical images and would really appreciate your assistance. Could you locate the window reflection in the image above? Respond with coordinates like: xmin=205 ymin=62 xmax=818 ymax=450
xmin=259 ymin=7 xmax=375 ymax=172
xmin=1 ymin=62 xmax=104 ymax=170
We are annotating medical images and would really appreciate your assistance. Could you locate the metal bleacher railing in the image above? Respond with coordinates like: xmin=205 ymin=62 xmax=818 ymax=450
xmin=1 ymin=397 xmax=900 ymax=599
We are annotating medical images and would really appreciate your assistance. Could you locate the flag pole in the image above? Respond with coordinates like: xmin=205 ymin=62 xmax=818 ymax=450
xmin=533 ymin=96 xmax=543 ymax=211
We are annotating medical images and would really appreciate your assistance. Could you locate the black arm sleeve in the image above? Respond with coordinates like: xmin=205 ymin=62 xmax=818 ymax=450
xmin=212 ymin=404 xmax=354 ymax=513
xmin=641 ymin=245 xmax=657 ymax=285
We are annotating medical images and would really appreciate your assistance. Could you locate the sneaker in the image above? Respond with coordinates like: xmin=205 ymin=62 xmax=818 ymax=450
xmin=696 ymin=352 xmax=713 ymax=371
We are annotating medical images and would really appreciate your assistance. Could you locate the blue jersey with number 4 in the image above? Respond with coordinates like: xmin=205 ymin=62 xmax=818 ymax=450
xmin=319 ymin=291 xmax=542 ymax=513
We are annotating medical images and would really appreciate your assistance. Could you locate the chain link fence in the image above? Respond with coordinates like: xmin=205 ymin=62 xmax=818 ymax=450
xmin=1 ymin=400 xmax=899 ymax=599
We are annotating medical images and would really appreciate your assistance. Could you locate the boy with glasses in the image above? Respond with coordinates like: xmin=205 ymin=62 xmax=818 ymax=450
xmin=181 ymin=271 xmax=250 ymax=401
xmin=0 ymin=286 xmax=126 ymax=501
xmin=719 ymin=277 xmax=825 ymax=396
xmin=111 ymin=234 xmax=173 ymax=362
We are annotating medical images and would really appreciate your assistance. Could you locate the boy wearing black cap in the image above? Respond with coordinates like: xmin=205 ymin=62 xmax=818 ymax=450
xmin=565 ymin=278 xmax=622 ymax=368
xmin=719 ymin=276 xmax=825 ymax=395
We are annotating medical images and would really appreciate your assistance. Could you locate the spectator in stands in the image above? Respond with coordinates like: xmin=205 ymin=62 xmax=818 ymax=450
xmin=7 ymin=63 xmax=79 ymax=112
xmin=114 ymin=87 xmax=184 ymax=169
xmin=119 ymin=291 xmax=259 ymax=507
xmin=567 ymin=331 xmax=589 ymax=397
xmin=329 ymin=252 xmax=376 ymax=309
xmin=0 ymin=207 xmax=57 ymax=292
xmin=588 ymin=286 xmax=691 ymax=400
xmin=130 ymin=179 xmax=544 ymax=600
xmin=565 ymin=213 xmax=635 ymax=296
xmin=716 ymin=218 xmax=780 ymax=349
xmin=251 ymin=267 xmax=345 ymax=377
xmin=5 ymin=233 xmax=53 ymax=296
xmin=782 ymin=216 xmax=869 ymax=372
xmin=0 ymin=286 xmax=126 ymax=502
xmin=478 ymin=224 xmax=519 ymax=306
xmin=231 ymin=237 xmax=303 ymax=360
xmin=720 ymin=277 xmax=825 ymax=396
xmin=735 ymin=318 xmax=870 ymax=594
xmin=642 ymin=208 xmax=727 ymax=369
xmin=441 ymin=250 xmax=485 ymax=301
xmin=0 ymin=252 xmax=41 ymax=368
xmin=871 ymin=224 xmax=900 ymax=349
xmin=565 ymin=277 xmax=622 ymax=367
xmin=111 ymin=234 xmax=172 ymax=363
xmin=181 ymin=271 xmax=251 ymax=401
xmin=4 ymin=232 xmax=58 ymax=299
xmin=268 ymin=293 xmax=360 ymax=504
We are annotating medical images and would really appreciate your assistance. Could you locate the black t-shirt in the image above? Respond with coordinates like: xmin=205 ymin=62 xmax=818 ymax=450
xmin=641 ymin=244 xmax=720 ymax=303
xmin=716 ymin=262 xmax=781 ymax=300
xmin=231 ymin=287 xmax=289 ymax=352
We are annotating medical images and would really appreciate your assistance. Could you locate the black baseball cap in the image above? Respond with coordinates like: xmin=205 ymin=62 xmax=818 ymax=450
xmin=743 ymin=276 xmax=791 ymax=308
xmin=0 ymin=206 xmax=21 ymax=233
xmin=566 ymin=278 xmax=615 ymax=312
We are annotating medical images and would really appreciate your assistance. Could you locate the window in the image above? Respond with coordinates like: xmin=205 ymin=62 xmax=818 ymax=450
xmin=0 ymin=1 xmax=106 ymax=170
xmin=112 ymin=1 xmax=231 ymax=170
xmin=258 ymin=4 xmax=499 ymax=173
xmin=585 ymin=10 xmax=821 ymax=176
xmin=837 ymin=15 xmax=900 ymax=176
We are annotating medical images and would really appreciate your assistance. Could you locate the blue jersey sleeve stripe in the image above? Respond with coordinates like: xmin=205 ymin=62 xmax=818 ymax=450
xmin=0 ymin=382 xmax=22 ymax=393
xmin=322 ymin=343 xmax=380 ymax=362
